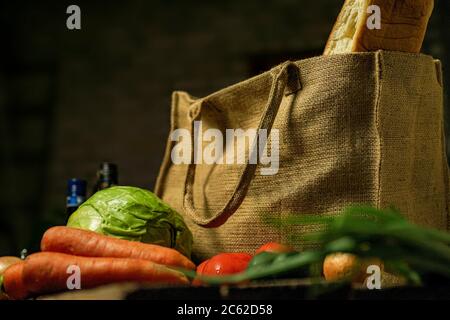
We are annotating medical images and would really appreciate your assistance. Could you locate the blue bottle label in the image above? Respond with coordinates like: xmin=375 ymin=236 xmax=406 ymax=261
xmin=66 ymin=196 xmax=86 ymax=208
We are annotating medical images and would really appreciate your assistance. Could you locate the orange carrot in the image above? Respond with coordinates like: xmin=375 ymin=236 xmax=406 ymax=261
xmin=19 ymin=252 xmax=188 ymax=298
xmin=41 ymin=226 xmax=195 ymax=270
xmin=2 ymin=262 xmax=29 ymax=300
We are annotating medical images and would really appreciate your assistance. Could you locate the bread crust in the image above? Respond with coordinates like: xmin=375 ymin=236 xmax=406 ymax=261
xmin=324 ymin=0 xmax=434 ymax=55
xmin=324 ymin=0 xmax=361 ymax=55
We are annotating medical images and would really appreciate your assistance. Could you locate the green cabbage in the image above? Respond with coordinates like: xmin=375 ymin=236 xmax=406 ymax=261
xmin=67 ymin=186 xmax=193 ymax=258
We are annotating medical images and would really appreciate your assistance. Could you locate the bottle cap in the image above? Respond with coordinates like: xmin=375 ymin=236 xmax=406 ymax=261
xmin=98 ymin=162 xmax=118 ymax=182
xmin=67 ymin=178 xmax=87 ymax=196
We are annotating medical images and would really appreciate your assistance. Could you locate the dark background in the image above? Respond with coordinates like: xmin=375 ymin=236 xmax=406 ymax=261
xmin=0 ymin=0 xmax=449 ymax=255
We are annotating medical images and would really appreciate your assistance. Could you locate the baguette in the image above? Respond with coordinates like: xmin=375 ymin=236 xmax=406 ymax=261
xmin=324 ymin=0 xmax=434 ymax=55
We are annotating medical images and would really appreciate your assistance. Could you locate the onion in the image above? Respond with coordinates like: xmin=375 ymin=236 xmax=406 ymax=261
xmin=0 ymin=256 xmax=22 ymax=300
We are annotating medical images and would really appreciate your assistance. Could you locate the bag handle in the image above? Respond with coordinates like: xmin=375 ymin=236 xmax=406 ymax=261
xmin=183 ymin=61 xmax=300 ymax=227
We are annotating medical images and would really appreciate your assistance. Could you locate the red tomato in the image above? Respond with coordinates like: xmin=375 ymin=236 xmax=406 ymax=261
xmin=196 ymin=253 xmax=253 ymax=276
xmin=255 ymin=242 xmax=295 ymax=255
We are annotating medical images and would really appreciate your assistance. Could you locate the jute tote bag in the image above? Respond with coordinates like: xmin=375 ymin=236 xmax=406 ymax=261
xmin=155 ymin=51 xmax=449 ymax=260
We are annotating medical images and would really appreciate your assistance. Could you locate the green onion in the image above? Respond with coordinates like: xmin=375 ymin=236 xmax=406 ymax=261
xmin=179 ymin=206 xmax=450 ymax=285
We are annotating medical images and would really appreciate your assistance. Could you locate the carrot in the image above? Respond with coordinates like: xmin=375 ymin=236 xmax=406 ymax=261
xmin=2 ymin=262 xmax=29 ymax=300
xmin=19 ymin=252 xmax=189 ymax=298
xmin=41 ymin=226 xmax=195 ymax=270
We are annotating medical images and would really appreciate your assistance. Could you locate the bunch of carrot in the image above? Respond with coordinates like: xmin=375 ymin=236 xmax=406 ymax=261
xmin=1 ymin=226 xmax=196 ymax=300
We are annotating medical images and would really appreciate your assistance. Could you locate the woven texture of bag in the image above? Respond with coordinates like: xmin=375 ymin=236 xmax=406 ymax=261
xmin=155 ymin=51 xmax=449 ymax=260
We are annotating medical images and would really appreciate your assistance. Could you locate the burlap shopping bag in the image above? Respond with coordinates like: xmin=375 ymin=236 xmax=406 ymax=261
xmin=155 ymin=51 xmax=449 ymax=260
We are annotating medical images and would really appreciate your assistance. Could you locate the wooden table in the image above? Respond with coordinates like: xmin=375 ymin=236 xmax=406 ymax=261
xmin=38 ymin=279 xmax=450 ymax=300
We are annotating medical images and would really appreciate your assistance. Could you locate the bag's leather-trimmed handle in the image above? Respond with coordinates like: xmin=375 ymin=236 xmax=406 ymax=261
xmin=182 ymin=61 xmax=300 ymax=228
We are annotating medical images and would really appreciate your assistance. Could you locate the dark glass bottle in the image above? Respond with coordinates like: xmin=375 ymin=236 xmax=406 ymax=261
xmin=93 ymin=162 xmax=118 ymax=193
xmin=66 ymin=178 xmax=87 ymax=216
